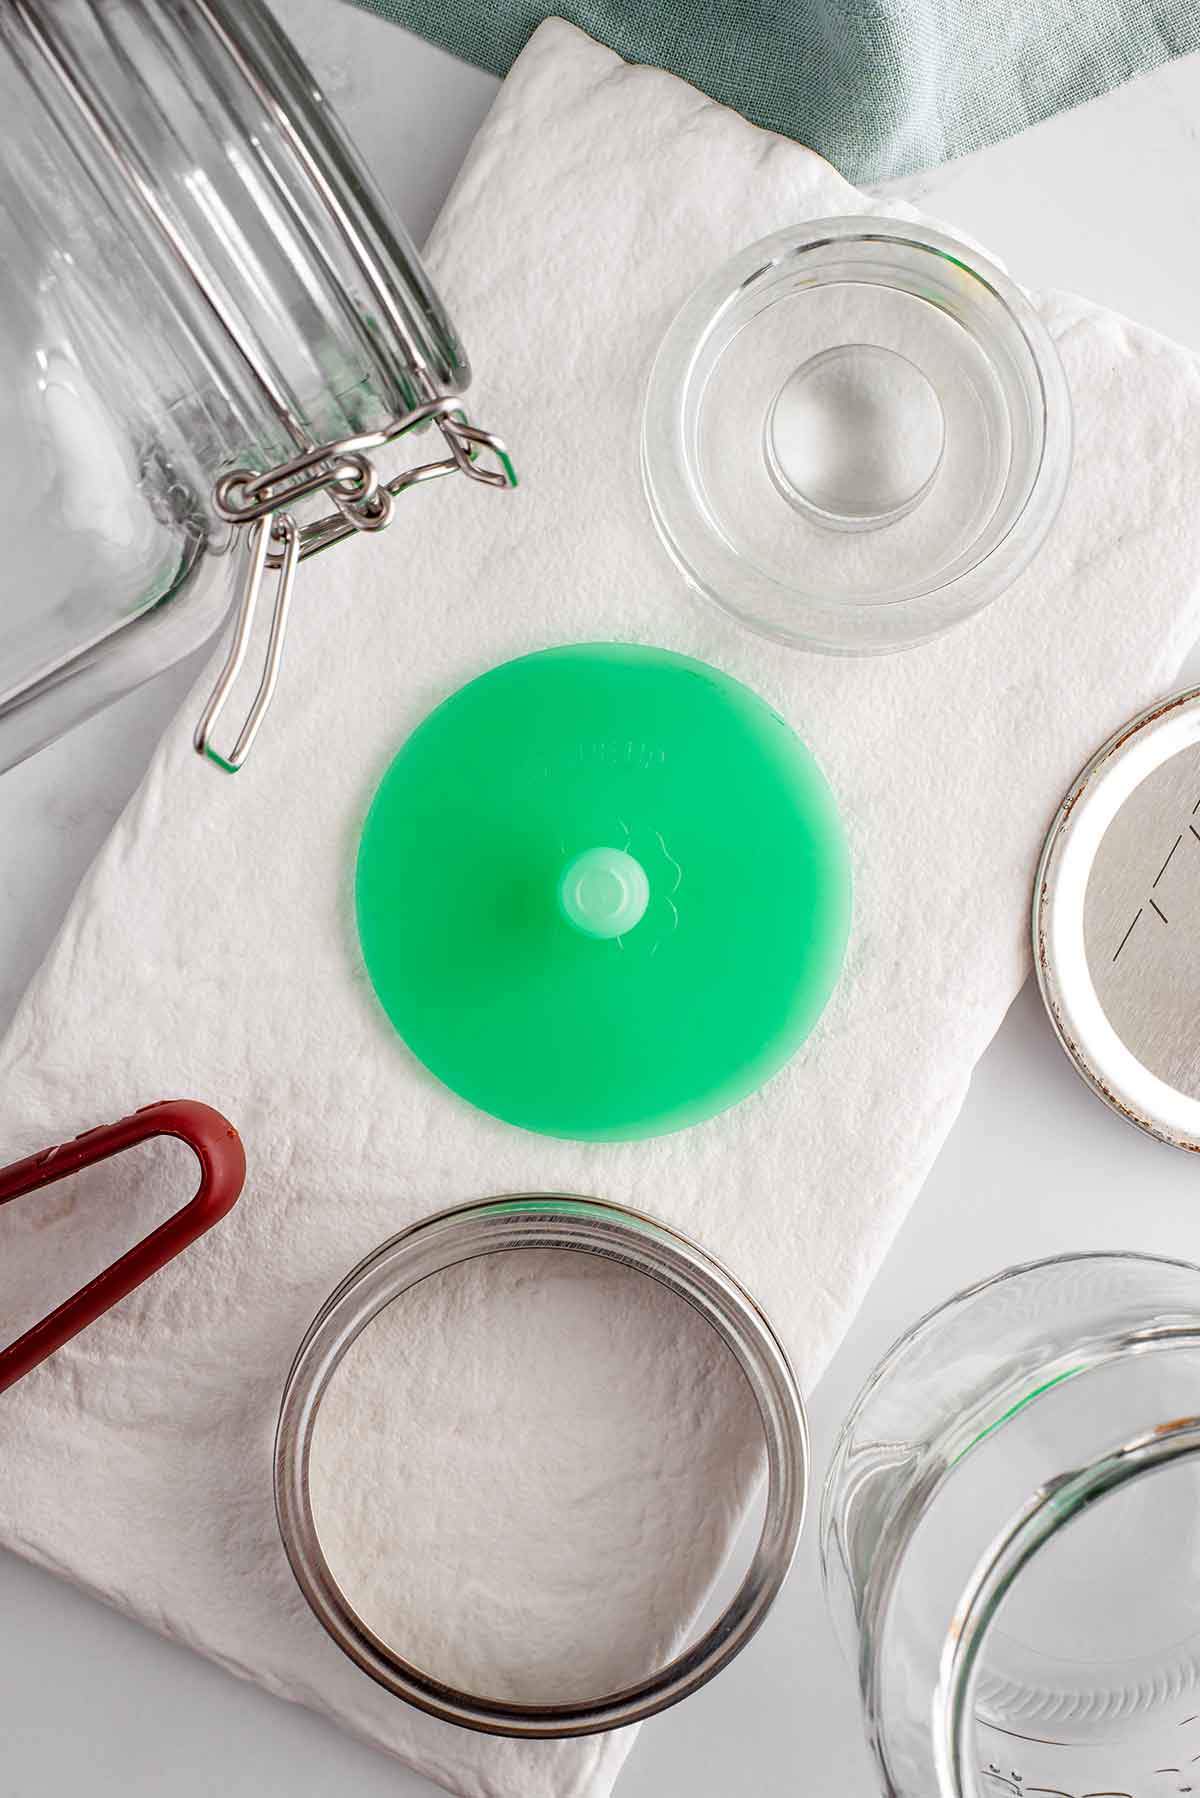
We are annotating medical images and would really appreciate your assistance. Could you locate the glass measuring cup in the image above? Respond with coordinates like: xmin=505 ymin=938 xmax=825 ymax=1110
xmin=822 ymin=1253 xmax=1200 ymax=1797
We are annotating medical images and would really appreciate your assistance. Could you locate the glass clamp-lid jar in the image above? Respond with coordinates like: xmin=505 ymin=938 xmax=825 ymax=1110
xmin=0 ymin=0 xmax=515 ymax=775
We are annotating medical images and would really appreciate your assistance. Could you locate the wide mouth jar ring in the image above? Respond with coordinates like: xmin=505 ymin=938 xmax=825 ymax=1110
xmin=274 ymin=1193 xmax=808 ymax=1738
xmin=641 ymin=217 xmax=1072 ymax=654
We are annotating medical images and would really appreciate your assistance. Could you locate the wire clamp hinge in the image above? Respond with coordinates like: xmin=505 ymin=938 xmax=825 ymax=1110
xmin=194 ymin=399 xmax=516 ymax=771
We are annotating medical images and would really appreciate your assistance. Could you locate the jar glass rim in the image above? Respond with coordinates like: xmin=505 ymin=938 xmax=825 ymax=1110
xmin=933 ymin=1401 xmax=1200 ymax=1798
xmin=820 ymin=1250 xmax=1200 ymax=1798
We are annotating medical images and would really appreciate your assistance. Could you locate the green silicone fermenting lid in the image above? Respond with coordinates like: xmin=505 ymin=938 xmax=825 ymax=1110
xmin=355 ymin=644 xmax=851 ymax=1141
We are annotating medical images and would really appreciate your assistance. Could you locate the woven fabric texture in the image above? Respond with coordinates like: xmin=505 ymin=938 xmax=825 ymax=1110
xmin=350 ymin=0 xmax=1198 ymax=182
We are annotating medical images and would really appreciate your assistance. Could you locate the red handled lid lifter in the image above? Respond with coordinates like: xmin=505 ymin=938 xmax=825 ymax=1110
xmin=0 ymin=1100 xmax=245 ymax=1395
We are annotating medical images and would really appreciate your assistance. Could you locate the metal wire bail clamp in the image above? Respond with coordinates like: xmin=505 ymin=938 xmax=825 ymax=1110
xmin=195 ymin=398 xmax=516 ymax=771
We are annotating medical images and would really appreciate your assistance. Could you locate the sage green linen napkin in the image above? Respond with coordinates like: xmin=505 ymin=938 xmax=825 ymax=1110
xmin=352 ymin=0 xmax=1198 ymax=182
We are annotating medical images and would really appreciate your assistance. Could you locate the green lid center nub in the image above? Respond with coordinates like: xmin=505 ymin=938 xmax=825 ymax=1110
xmin=558 ymin=846 xmax=650 ymax=941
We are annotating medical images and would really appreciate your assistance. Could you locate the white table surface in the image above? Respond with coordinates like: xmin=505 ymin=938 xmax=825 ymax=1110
xmin=3 ymin=10 xmax=1200 ymax=1794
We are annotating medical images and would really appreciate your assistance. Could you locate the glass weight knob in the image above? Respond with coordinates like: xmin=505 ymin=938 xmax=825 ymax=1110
xmin=765 ymin=343 xmax=945 ymax=531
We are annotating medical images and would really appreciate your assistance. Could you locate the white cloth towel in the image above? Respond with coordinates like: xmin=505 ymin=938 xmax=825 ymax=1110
xmin=4 ymin=18 xmax=1200 ymax=1798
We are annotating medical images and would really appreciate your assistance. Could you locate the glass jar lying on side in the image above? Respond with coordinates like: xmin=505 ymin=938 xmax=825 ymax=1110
xmin=0 ymin=0 xmax=512 ymax=775
xmin=822 ymin=1253 xmax=1200 ymax=1798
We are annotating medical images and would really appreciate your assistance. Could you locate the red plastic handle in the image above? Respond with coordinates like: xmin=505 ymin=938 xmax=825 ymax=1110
xmin=0 ymin=1099 xmax=245 ymax=1395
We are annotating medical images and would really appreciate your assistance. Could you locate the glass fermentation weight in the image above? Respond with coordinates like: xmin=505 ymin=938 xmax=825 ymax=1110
xmin=642 ymin=218 xmax=1072 ymax=653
